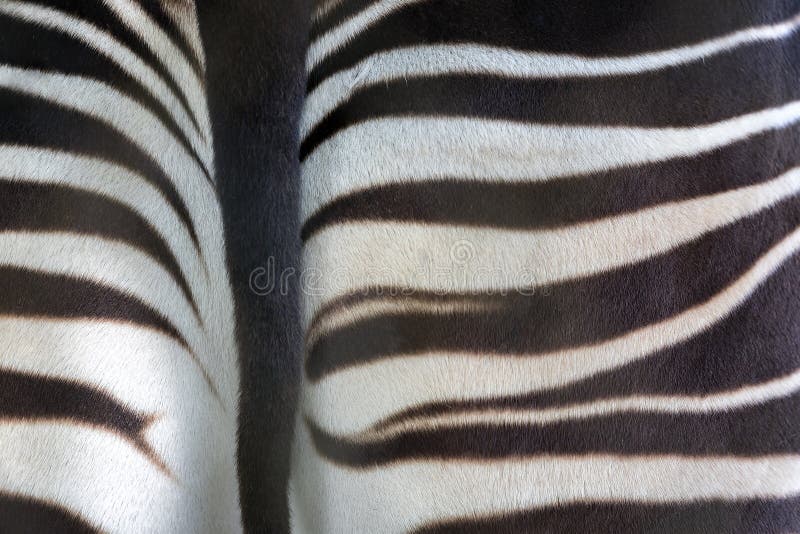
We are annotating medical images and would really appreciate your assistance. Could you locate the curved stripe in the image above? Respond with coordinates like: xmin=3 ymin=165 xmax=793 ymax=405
xmin=307 ymin=0 xmax=800 ymax=90
xmin=0 ymin=423 xmax=241 ymax=533
xmin=0 ymin=369 xmax=160 ymax=468
xmin=302 ymin=122 xmax=800 ymax=239
xmin=301 ymin=102 xmax=800 ymax=218
xmin=304 ymin=223 xmax=800 ymax=433
xmin=356 ymin=369 xmax=800 ymax=441
xmin=136 ymin=0 xmax=205 ymax=79
xmin=302 ymin=35 xmax=800 ymax=159
xmin=306 ymin=193 xmax=800 ymax=379
xmin=0 ymin=493 xmax=99 ymax=534
xmin=309 ymin=395 xmax=800 ymax=462
xmin=0 ymin=1 xmax=208 ymax=160
xmin=303 ymin=11 xmax=800 ymax=137
xmin=0 ymin=179 xmax=198 ymax=318
xmin=0 ymin=232 xmax=204 ymax=357
xmin=290 ymin=422 xmax=800 ymax=533
xmin=0 ymin=317 xmax=225 ymax=416
xmin=0 ymin=64 xmax=211 ymax=186
xmin=304 ymin=166 xmax=800 ymax=320
xmin=384 ymin=255 xmax=800 ymax=424
xmin=104 ymin=0 xmax=211 ymax=143
xmin=307 ymin=0 xmax=424 ymax=71
xmin=0 ymin=147 xmax=208 ymax=323
xmin=0 ymin=66 xmax=227 ymax=269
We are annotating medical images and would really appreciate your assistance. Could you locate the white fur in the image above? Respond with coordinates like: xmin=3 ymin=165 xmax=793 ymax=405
xmin=0 ymin=1 xmax=210 ymax=161
xmin=303 ymin=11 xmax=800 ymax=138
xmin=290 ymin=422 xmax=800 ymax=533
xmin=0 ymin=3 xmax=241 ymax=530
xmin=302 ymin=103 xmax=800 ymax=221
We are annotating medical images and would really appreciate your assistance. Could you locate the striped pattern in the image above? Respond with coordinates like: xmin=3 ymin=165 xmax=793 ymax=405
xmin=291 ymin=1 xmax=800 ymax=532
xmin=0 ymin=2 xmax=241 ymax=532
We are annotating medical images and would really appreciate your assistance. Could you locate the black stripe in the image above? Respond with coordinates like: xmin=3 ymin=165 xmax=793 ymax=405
xmin=0 ymin=88 xmax=201 ymax=249
xmin=308 ymin=393 xmax=800 ymax=465
xmin=0 ymin=266 xmax=187 ymax=349
xmin=308 ymin=0 xmax=799 ymax=91
xmin=0 ymin=12 xmax=212 ymax=183
xmin=0 ymin=493 xmax=98 ymax=534
xmin=0 ymin=179 xmax=200 ymax=319
xmin=380 ymin=250 xmax=800 ymax=427
xmin=0 ymin=369 xmax=150 ymax=445
xmin=305 ymin=195 xmax=800 ymax=381
xmin=311 ymin=0 xmax=378 ymax=40
xmin=414 ymin=498 xmax=800 ymax=534
xmin=302 ymin=35 xmax=800 ymax=159
xmin=138 ymin=0 xmax=205 ymax=79
xmin=31 ymin=0 xmax=204 ymax=136
xmin=302 ymin=122 xmax=800 ymax=239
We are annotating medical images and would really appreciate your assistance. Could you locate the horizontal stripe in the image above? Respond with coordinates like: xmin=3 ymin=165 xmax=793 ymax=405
xmin=0 ymin=232 xmax=204 ymax=356
xmin=303 ymin=121 xmax=800 ymax=239
xmin=301 ymin=103 xmax=800 ymax=218
xmin=308 ymin=0 xmax=799 ymax=89
xmin=366 ymin=370 xmax=800 ymax=441
xmin=0 ymin=317 xmax=226 ymax=417
xmin=302 ymin=34 xmax=800 ymax=158
xmin=0 ymin=493 xmax=98 ymax=534
xmin=290 ymin=423 xmax=800 ymax=532
xmin=0 ymin=369 xmax=158 ymax=466
xmin=304 ymin=224 xmax=800 ymax=432
xmin=304 ymin=10 xmax=800 ymax=136
xmin=306 ymin=195 xmax=800 ymax=381
xmin=0 ymin=422 xmax=241 ymax=533
xmin=0 ymin=265 xmax=186 ymax=349
xmin=0 ymin=147 xmax=208 ymax=323
xmin=0 ymin=1 xmax=207 ymax=159
xmin=0 ymin=179 xmax=196 ymax=316
xmin=416 ymin=498 xmax=800 ymax=534
xmin=303 ymin=165 xmax=800 ymax=323
xmin=309 ymin=394 xmax=800 ymax=464
xmin=307 ymin=294 xmax=501 ymax=349
xmin=385 ymin=250 xmax=800 ymax=424
xmin=0 ymin=86 xmax=200 ymax=248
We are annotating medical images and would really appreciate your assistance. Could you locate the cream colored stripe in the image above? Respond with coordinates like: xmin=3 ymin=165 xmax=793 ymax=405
xmin=305 ymin=223 xmax=800 ymax=433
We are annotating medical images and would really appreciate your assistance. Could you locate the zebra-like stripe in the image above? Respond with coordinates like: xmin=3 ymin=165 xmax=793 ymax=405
xmin=0 ymin=2 xmax=241 ymax=532
xmin=292 ymin=1 xmax=800 ymax=532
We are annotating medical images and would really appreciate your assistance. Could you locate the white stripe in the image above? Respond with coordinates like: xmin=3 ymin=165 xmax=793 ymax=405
xmin=307 ymin=295 xmax=501 ymax=347
xmin=305 ymin=220 xmax=800 ymax=434
xmin=0 ymin=1 xmax=210 ymax=162
xmin=347 ymin=368 xmax=800 ymax=440
xmin=289 ymin=423 xmax=800 ymax=533
xmin=303 ymin=11 xmax=800 ymax=137
xmin=304 ymin=166 xmax=800 ymax=322
xmin=301 ymin=103 xmax=800 ymax=222
xmin=0 ymin=317 xmax=220 ymax=416
xmin=0 ymin=65 xmax=227 ymax=275
xmin=312 ymin=0 xmax=348 ymax=21
xmin=158 ymin=1 xmax=207 ymax=69
xmin=307 ymin=0 xmax=425 ymax=71
xmin=0 ymin=232 xmax=210 ymax=371
xmin=102 ymin=0 xmax=211 ymax=143
xmin=0 ymin=422 xmax=241 ymax=534
xmin=0 ymin=146 xmax=210 ymax=324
